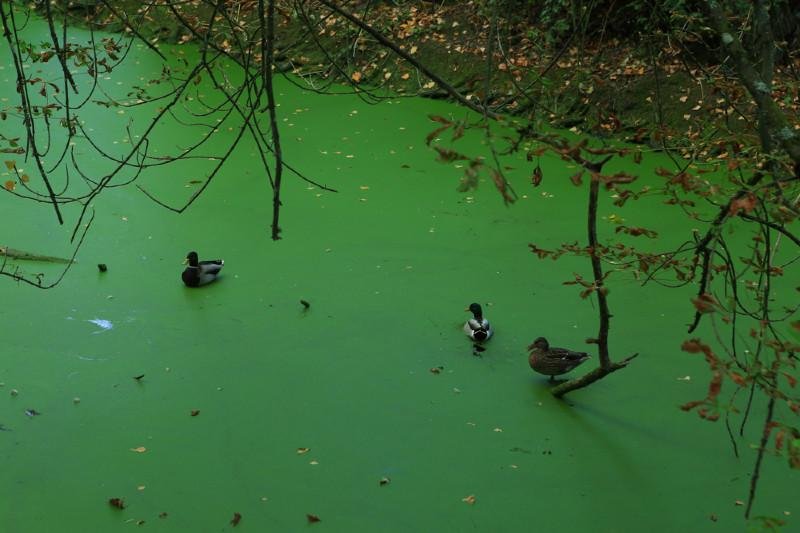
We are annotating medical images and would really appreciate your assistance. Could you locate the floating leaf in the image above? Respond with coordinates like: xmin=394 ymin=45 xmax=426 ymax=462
xmin=4 ymin=160 xmax=14 ymax=170
xmin=109 ymin=498 xmax=126 ymax=509
xmin=379 ymin=476 xmax=391 ymax=486
xmin=130 ymin=447 xmax=147 ymax=453
xmin=462 ymin=494 xmax=477 ymax=505
xmin=230 ymin=512 xmax=242 ymax=527
xmin=429 ymin=366 xmax=443 ymax=375
xmin=190 ymin=410 xmax=200 ymax=417
xmin=296 ymin=447 xmax=310 ymax=455
xmin=307 ymin=514 xmax=321 ymax=523
xmin=4 ymin=180 xmax=15 ymax=192
xmin=20 ymin=174 xmax=29 ymax=183
xmin=158 ymin=512 xmax=168 ymax=519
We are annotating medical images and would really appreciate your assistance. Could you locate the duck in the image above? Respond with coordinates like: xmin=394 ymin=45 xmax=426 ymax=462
xmin=181 ymin=251 xmax=224 ymax=287
xmin=464 ymin=303 xmax=493 ymax=342
xmin=528 ymin=337 xmax=590 ymax=381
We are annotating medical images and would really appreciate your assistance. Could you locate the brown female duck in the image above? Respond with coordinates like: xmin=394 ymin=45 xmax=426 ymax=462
xmin=528 ymin=337 xmax=590 ymax=381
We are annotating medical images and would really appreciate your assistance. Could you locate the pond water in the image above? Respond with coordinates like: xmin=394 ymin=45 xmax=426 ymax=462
xmin=1 ymin=20 xmax=798 ymax=533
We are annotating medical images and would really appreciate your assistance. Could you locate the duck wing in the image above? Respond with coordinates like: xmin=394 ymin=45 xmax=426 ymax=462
xmin=547 ymin=346 xmax=589 ymax=361
xmin=198 ymin=259 xmax=224 ymax=276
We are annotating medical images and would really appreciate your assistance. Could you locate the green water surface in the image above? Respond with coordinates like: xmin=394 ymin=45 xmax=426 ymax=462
xmin=1 ymin=25 xmax=798 ymax=533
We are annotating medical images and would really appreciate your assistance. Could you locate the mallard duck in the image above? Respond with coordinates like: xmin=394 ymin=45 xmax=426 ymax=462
xmin=528 ymin=337 xmax=590 ymax=381
xmin=464 ymin=303 xmax=493 ymax=342
xmin=181 ymin=251 xmax=224 ymax=287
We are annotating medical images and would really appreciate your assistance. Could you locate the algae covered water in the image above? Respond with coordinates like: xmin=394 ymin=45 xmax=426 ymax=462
xmin=1 ymin=24 xmax=798 ymax=533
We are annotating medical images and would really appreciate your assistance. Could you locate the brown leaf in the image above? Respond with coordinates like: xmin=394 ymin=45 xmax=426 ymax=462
xmin=428 ymin=115 xmax=452 ymax=125
xmin=462 ymin=494 xmax=477 ymax=505
xmin=4 ymin=180 xmax=15 ymax=192
xmin=296 ymin=447 xmax=310 ymax=455
xmin=307 ymin=514 xmax=321 ymax=524
xmin=190 ymin=409 xmax=200 ymax=417
xmin=728 ymin=193 xmax=757 ymax=216
xmin=230 ymin=512 xmax=242 ymax=527
xmin=425 ymin=125 xmax=450 ymax=146
xmin=531 ymin=165 xmax=542 ymax=187
xmin=3 ymin=160 xmax=15 ymax=170
xmin=130 ymin=447 xmax=147 ymax=453
xmin=568 ymin=171 xmax=583 ymax=186
xmin=729 ymin=372 xmax=747 ymax=387
xmin=109 ymin=498 xmax=126 ymax=509
xmin=680 ymin=400 xmax=703 ymax=411
xmin=691 ymin=293 xmax=718 ymax=314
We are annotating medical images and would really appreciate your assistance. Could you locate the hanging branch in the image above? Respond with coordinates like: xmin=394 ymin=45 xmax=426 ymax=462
xmin=550 ymin=153 xmax=638 ymax=398
xmin=261 ymin=0 xmax=284 ymax=240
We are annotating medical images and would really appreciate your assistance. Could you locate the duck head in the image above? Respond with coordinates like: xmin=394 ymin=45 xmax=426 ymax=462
xmin=531 ymin=337 xmax=549 ymax=350
xmin=184 ymin=251 xmax=199 ymax=267
xmin=468 ymin=302 xmax=483 ymax=320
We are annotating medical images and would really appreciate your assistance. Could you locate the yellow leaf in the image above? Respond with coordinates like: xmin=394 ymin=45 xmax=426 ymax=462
xmin=409 ymin=46 xmax=418 ymax=54
xmin=130 ymin=446 xmax=147 ymax=453
xmin=4 ymin=180 xmax=15 ymax=191
xmin=351 ymin=71 xmax=362 ymax=83
xmin=4 ymin=160 xmax=14 ymax=170
xmin=20 ymin=174 xmax=29 ymax=183
xmin=401 ymin=73 xmax=410 ymax=80
xmin=462 ymin=494 xmax=477 ymax=505
xmin=383 ymin=72 xmax=392 ymax=80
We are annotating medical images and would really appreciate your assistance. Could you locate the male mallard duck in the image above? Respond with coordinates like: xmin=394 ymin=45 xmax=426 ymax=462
xmin=528 ymin=337 xmax=590 ymax=381
xmin=464 ymin=303 xmax=493 ymax=342
xmin=181 ymin=251 xmax=224 ymax=287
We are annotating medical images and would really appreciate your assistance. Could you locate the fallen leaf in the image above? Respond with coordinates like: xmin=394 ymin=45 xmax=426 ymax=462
xmin=109 ymin=498 xmax=126 ymax=509
xmin=297 ymin=447 xmax=310 ymax=455
xmin=130 ymin=447 xmax=147 ymax=453
xmin=429 ymin=366 xmax=443 ymax=375
xmin=158 ymin=512 xmax=168 ymax=519
xmin=307 ymin=514 xmax=321 ymax=523
xmin=462 ymin=494 xmax=477 ymax=505
xmin=4 ymin=180 xmax=15 ymax=191
xmin=24 ymin=409 xmax=41 ymax=417
xmin=190 ymin=410 xmax=200 ymax=417
xmin=230 ymin=512 xmax=242 ymax=527
xmin=132 ymin=374 xmax=145 ymax=382
xmin=379 ymin=476 xmax=391 ymax=486
xmin=137 ymin=485 xmax=145 ymax=491
xmin=734 ymin=500 xmax=744 ymax=506
xmin=4 ymin=160 xmax=14 ymax=170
